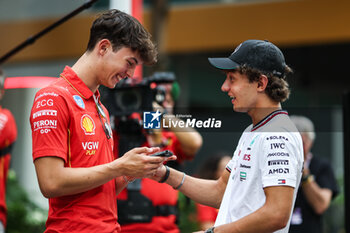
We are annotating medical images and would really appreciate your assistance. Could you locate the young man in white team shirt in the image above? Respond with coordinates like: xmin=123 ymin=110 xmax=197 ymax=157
xmin=153 ymin=39 xmax=304 ymax=233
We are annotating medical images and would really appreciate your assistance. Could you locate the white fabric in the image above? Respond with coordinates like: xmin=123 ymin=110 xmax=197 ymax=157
xmin=0 ymin=221 xmax=4 ymax=233
xmin=214 ymin=112 xmax=303 ymax=233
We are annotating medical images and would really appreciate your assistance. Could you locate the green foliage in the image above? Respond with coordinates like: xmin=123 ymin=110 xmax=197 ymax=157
xmin=324 ymin=175 xmax=345 ymax=233
xmin=5 ymin=170 xmax=47 ymax=233
xmin=177 ymin=192 xmax=199 ymax=233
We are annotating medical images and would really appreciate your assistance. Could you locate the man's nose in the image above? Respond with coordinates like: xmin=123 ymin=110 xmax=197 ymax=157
xmin=221 ymin=79 xmax=229 ymax=92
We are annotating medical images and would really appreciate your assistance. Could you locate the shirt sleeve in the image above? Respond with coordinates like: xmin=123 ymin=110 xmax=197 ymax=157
xmin=260 ymin=132 xmax=301 ymax=188
xmin=30 ymin=88 xmax=70 ymax=163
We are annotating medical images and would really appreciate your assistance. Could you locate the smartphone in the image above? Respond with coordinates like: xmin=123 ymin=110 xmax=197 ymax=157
xmin=151 ymin=150 xmax=173 ymax=157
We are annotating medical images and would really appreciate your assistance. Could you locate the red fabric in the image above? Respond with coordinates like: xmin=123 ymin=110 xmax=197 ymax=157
xmin=117 ymin=131 xmax=188 ymax=233
xmin=30 ymin=66 xmax=120 ymax=233
xmin=4 ymin=76 xmax=56 ymax=89
xmin=196 ymin=203 xmax=218 ymax=223
xmin=0 ymin=107 xmax=17 ymax=227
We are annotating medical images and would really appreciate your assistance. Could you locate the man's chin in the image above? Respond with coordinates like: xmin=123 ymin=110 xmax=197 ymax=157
xmin=233 ymin=106 xmax=248 ymax=113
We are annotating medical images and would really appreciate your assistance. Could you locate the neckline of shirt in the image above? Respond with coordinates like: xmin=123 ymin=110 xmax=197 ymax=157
xmin=60 ymin=66 xmax=99 ymax=100
xmin=251 ymin=109 xmax=288 ymax=132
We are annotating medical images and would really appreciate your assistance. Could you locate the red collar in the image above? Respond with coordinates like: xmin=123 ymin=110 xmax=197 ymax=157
xmin=60 ymin=66 xmax=99 ymax=100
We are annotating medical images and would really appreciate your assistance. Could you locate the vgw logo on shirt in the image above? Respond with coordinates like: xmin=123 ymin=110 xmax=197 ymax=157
xmin=143 ymin=110 xmax=162 ymax=129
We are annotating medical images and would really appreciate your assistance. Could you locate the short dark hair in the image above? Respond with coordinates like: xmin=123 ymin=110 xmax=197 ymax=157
xmin=87 ymin=9 xmax=157 ymax=65
xmin=239 ymin=64 xmax=292 ymax=103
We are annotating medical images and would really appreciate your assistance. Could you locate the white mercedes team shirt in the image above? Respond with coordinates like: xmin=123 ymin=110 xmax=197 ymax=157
xmin=215 ymin=110 xmax=303 ymax=233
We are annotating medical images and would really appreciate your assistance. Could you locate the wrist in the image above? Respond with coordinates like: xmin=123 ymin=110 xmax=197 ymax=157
xmin=159 ymin=165 xmax=170 ymax=183
xmin=302 ymin=174 xmax=314 ymax=185
xmin=303 ymin=168 xmax=310 ymax=176
xmin=123 ymin=175 xmax=136 ymax=184
xmin=205 ymin=226 xmax=215 ymax=233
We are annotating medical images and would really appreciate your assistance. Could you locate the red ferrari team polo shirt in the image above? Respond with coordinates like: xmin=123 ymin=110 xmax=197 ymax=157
xmin=0 ymin=106 xmax=17 ymax=227
xmin=30 ymin=66 xmax=120 ymax=233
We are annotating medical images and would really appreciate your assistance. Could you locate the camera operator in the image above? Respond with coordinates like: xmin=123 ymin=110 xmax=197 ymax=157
xmin=115 ymin=75 xmax=203 ymax=233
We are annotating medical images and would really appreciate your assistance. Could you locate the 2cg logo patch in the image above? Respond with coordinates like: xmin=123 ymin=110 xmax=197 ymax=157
xmin=143 ymin=110 xmax=162 ymax=129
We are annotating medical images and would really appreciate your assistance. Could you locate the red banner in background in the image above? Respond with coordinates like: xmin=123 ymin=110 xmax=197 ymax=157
xmin=132 ymin=0 xmax=143 ymax=81
xmin=4 ymin=76 xmax=57 ymax=89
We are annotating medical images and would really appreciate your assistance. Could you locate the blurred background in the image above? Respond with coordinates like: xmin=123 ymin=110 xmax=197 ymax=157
xmin=0 ymin=0 xmax=348 ymax=232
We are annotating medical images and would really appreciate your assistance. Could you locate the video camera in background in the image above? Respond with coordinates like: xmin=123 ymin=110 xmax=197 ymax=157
xmin=103 ymin=72 xmax=175 ymax=117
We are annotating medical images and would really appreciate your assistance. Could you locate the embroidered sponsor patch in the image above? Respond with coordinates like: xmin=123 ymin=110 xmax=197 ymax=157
xmin=35 ymin=92 xmax=58 ymax=101
xmin=73 ymin=95 xmax=85 ymax=109
xmin=82 ymin=141 xmax=99 ymax=156
xmin=36 ymin=99 xmax=54 ymax=109
xmin=32 ymin=109 xmax=57 ymax=119
xmin=33 ymin=119 xmax=57 ymax=132
xmin=81 ymin=114 xmax=95 ymax=135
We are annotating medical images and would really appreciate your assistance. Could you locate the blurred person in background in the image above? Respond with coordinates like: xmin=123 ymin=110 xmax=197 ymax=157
xmin=0 ymin=69 xmax=17 ymax=233
xmin=116 ymin=73 xmax=203 ymax=233
xmin=29 ymin=10 xmax=175 ymax=233
xmin=289 ymin=115 xmax=339 ymax=233
xmin=152 ymin=39 xmax=304 ymax=233
xmin=195 ymin=153 xmax=231 ymax=231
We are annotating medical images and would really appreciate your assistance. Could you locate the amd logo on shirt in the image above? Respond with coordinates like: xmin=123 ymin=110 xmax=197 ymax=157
xmin=268 ymin=168 xmax=289 ymax=174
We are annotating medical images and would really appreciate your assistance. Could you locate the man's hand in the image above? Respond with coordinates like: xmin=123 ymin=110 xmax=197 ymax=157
xmin=149 ymin=153 xmax=176 ymax=182
xmin=114 ymin=147 xmax=176 ymax=178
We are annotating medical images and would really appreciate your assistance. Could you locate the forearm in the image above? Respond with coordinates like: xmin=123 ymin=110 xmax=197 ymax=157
xmin=36 ymin=160 xmax=119 ymax=198
xmin=165 ymin=116 xmax=203 ymax=156
xmin=35 ymin=147 xmax=167 ymax=198
xmin=115 ymin=176 xmax=129 ymax=195
xmin=172 ymin=131 xmax=203 ymax=157
xmin=302 ymin=180 xmax=332 ymax=214
xmin=215 ymin=206 xmax=287 ymax=233
xmin=165 ymin=167 xmax=225 ymax=208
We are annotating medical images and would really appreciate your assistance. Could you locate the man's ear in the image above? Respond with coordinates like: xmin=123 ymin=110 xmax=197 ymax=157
xmin=97 ymin=39 xmax=112 ymax=55
xmin=257 ymin=74 xmax=268 ymax=92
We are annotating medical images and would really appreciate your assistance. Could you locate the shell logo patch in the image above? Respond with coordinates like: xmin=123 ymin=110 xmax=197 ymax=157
xmin=81 ymin=114 xmax=95 ymax=135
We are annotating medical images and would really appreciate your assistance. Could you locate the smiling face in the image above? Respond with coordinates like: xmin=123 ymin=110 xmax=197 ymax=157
xmin=221 ymin=70 xmax=260 ymax=113
xmin=97 ymin=41 xmax=142 ymax=89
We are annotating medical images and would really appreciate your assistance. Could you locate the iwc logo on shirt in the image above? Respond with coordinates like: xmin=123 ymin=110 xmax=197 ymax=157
xmin=81 ymin=114 xmax=95 ymax=135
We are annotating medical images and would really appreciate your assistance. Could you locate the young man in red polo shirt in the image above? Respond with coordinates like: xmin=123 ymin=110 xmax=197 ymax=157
xmin=0 ymin=69 xmax=17 ymax=233
xmin=29 ymin=9 xmax=175 ymax=233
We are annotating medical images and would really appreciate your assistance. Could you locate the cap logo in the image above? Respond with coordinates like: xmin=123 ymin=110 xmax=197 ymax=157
xmin=232 ymin=43 xmax=243 ymax=55
xmin=81 ymin=114 xmax=95 ymax=135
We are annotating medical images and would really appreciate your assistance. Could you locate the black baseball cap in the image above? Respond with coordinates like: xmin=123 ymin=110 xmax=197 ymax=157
xmin=208 ymin=39 xmax=286 ymax=78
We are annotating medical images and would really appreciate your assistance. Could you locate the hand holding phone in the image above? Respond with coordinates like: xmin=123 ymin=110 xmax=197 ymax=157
xmin=151 ymin=150 xmax=173 ymax=157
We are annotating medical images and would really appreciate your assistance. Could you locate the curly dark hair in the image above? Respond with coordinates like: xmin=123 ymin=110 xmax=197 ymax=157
xmin=87 ymin=9 xmax=157 ymax=65
xmin=239 ymin=64 xmax=292 ymax=103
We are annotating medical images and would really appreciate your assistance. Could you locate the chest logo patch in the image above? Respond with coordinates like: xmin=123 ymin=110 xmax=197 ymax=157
xmin=81 ymin=114 xmax=95 ymax=135
xmin=73 ymin=95 xmax=85 ymax=109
